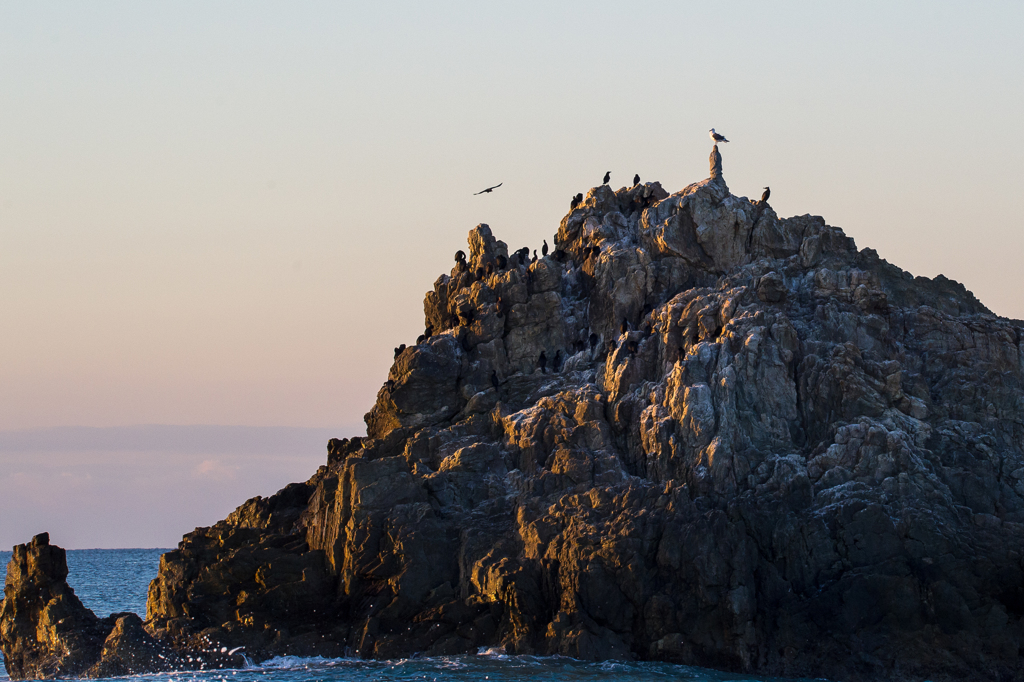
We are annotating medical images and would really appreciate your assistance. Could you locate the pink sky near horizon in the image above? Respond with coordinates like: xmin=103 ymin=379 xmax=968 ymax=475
xmin=1 ymin=2 xmax=1023 ymax=547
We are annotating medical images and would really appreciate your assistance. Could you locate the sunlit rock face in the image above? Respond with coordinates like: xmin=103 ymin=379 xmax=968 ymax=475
xmin=9 ymin=159 xmax=1024 ymax=682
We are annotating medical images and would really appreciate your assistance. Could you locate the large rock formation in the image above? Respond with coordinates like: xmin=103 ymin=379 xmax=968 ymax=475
xmin=6 ymin=159 xmax=1024 ymax=681
xmin=0 ymin=533 xmax=240 ymax=678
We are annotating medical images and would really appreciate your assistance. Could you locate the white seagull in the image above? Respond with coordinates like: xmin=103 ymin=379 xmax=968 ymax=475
xmin=709 ymin=128 xmax=730 ymax=144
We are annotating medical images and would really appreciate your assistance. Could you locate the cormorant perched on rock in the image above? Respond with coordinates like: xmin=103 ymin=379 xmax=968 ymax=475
xmin=496 ymin=254 xmax=507 ymax=270
xmin=553 ymin=350 xmax=562 ymax=372
xmin=539 ymin=351 xmax=547 ymax=374
xmin=602 ymin=171 xmax=610 ymax=185
xmin=474 ymin=182 xmax=502 ymax=195
xmin=490 ymin=370 xmax=501 ymax=390
xmin=633 ymin=174 xmax=640 ymax=186
xmin=454 ymin=250 xmax=466 ymax=263
xmin=621 ymin=318 xmax=630 ymax=335
xmin=570 ymin=195 xmax=581 ymax=210
xmin=394 ymin=344 xmax=406 ymax=358
xmin=416 ymin=334 xmax=426 ymax=345
xmin=709 ymin=128 xmax=729 ymax=144
xmin=532 ymin=250 xmax=537 ymax=263
xmin=761 ymin=186 xmax=770 ymax=204
xmin=475 ymin=267 xmax=485 ymax=280
xmin=424 ymin=325 xmax=433 ymax=338
xmin=542 ymin=240 xmax=549 ymax=257
xmin=627 ymin=339 xmax=639 ymax=355
xmin=589 ymin=332 xmax=599 ymax=350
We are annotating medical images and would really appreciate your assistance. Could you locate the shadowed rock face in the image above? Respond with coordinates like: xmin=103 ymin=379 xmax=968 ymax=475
xmin=7 ymin=165 xmax=1024 ymax=681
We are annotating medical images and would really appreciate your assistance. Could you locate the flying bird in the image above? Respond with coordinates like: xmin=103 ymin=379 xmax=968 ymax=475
xmin=709 ymin=128 xmax=729 ymax=144
xmin=602 ymin=171 xmax=610 ymax=185
xmin=474 ymin=183 xmax=503 ymax=195
xmin=761 ymin=187 xmax=771 ymax=204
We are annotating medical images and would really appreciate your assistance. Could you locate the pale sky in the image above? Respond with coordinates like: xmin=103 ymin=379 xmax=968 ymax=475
xmin=1 ymin=1 xmax=1022 ymax=547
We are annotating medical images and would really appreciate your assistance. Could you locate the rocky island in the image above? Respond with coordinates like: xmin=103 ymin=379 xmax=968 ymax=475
xmin=4 ymin=149 xmax=1024 ymax=681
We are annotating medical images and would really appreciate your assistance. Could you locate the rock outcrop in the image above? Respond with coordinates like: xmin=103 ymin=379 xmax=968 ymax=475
xmin=0 ymin=533 xmax=241 ymax=679
xmin=6 ymin=156 xmax=1024 ymax=682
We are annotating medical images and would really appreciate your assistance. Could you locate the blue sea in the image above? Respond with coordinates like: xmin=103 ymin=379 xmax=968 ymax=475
xmin=0 ymin=549 xmax=809 ymax=682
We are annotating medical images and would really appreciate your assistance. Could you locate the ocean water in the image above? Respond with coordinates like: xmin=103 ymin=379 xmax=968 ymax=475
xmin=0 ymin=549 xmax=809 ymax=682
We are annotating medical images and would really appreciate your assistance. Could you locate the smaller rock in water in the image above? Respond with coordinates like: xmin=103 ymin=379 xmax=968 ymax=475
xmin=0 ymin=533 xmax=242 ymax=680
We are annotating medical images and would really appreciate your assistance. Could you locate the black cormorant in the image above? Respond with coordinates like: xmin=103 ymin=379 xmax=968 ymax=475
xmin=602 ymin=171 xmax=610 ymax=185
xmin=474 ymin=183 xmax=503 ymax=195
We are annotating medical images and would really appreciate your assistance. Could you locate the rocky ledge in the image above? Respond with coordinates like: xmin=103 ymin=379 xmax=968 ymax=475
xmin=4 ymin=150 xmax=1024 ymax=681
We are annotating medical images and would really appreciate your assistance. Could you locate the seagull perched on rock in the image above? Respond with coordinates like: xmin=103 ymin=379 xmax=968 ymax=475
xmin=474 ymin=182 xmax=503 ymax=195
xmin=709 ymin=128 xmax=729 ymax=144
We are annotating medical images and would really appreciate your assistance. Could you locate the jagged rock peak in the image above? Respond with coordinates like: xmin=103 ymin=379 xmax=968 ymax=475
xmin=709 ymin=145 xmax=724 ymax=185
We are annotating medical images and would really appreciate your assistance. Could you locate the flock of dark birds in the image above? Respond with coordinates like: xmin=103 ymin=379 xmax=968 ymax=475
xmin=387 ymin=133 xmax=772 ymax=398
